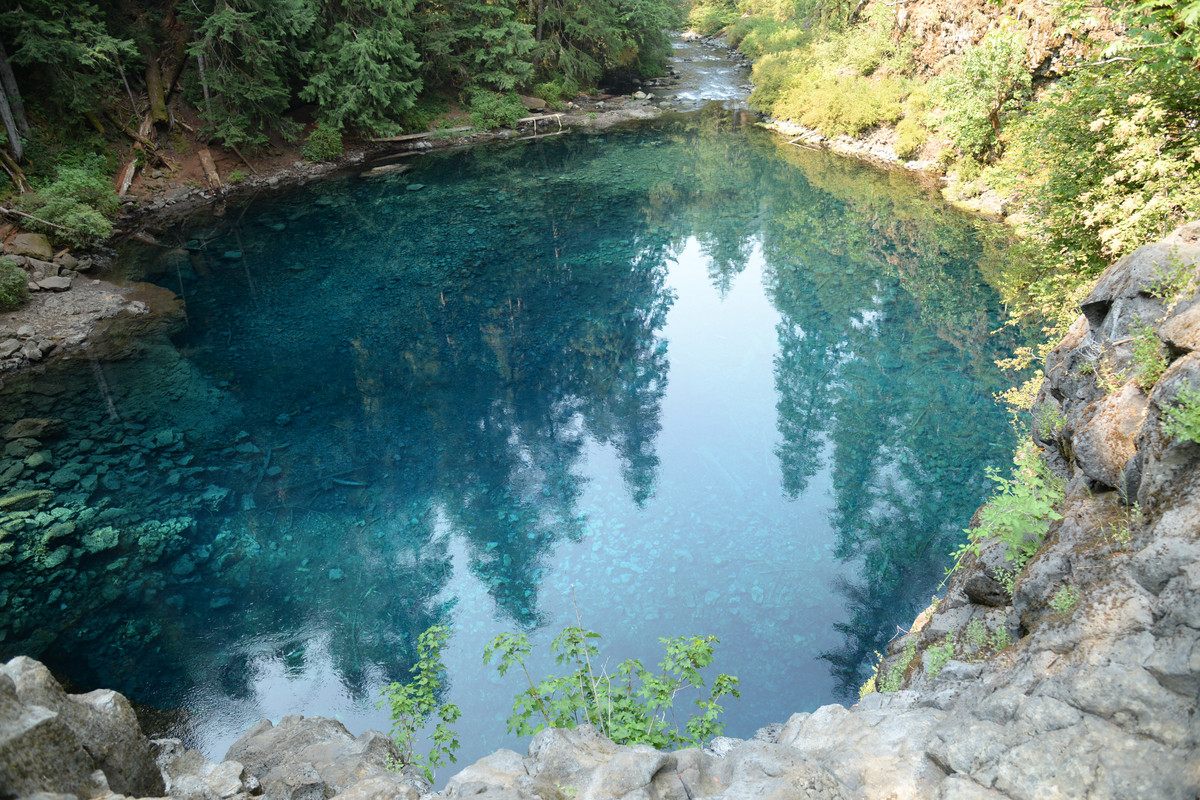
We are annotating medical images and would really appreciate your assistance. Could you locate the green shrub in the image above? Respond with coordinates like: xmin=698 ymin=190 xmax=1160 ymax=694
xmin=467 ymin=90 xmax=526 ymax=130
xmin=893 ymin=116 xmax=927 ymax=160
xmin=734 ymin=18 xmax=810 ymax=59
xmin=16 ymin=157 xmax=117 ymax=247
xmin=952 ymin=442 xmax=1065 ymax=581
xmin=378 ymin=625 xmax=461 ymax=784
xmin=0 ymin=256 xmax=30 ymax=311
xmin=963 ymin=619 xmax=988 ymax=656
xmin=931 ymin=25 xmax=1031 ymax=159
xmin=878 ymin=638 xmax=917 ymax=692
xmin=1163 ymin=386 xmax=1200 ymax=444
xmin=397 ymin=94 xmax=452 ymax=133
xmin=532 ymin=77 xmax=579 ymax=106
xmin=485 ymin=625 xmax=739 ymax=747
xmin=1048 ymin=583 xmax=1081 ymax=614
xmin=777 ymin=74 xmax=907 ymax=138
xmin=688 ymin=3 xmax=737 ymax=37
xmin=301 ymin=122 xmax=344 ymax=162
xmin=1131 ymin=318 xmax=1167 ymax=390
xmin=925 ymin=636 xmax=955 ymax=678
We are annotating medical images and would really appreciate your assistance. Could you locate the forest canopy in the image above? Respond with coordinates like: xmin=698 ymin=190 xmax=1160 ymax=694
xmin=0 ymin=0 xmax=683 ymax=150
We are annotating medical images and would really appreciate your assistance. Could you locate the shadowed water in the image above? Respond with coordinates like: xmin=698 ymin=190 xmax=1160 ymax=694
xmin=0 ymin=107 xmax=1021 ymax=769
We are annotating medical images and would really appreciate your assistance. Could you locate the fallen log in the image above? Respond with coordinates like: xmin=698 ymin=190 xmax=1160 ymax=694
xmin=369 ymin=126 xmax=471 ymax=142
xmin=198 ymin=146 xmax=223 ymax=194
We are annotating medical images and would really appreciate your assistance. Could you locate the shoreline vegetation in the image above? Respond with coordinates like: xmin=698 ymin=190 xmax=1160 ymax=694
xmin=2 ymin=1 xmax=1199 ymax=795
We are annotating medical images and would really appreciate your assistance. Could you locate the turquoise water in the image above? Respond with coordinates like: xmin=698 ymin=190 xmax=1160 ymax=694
xmin=0 ymin=108 xmax=1019 ymax=768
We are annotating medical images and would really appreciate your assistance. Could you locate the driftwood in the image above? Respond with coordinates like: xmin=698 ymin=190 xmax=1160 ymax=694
xmin=0 ymin=206 xmax=72 ymax=232
xmin=0 ymin=149 xmax=30 ymax=193
xmin=115 ymin=111 xmax=161 ymax=197
xmin=365 ymin=162 xmax=412 ymax=177
xmin=230 ymin=144 xmax=259 ymax=175
xmin=198 ymin=146 xmax=223 ymax=194
xmin=369 ymin=126 xmax=471 ymax=142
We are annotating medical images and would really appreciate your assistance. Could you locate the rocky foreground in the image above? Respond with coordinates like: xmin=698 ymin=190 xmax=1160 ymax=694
xmin=4 ymin=224 xmax=1200 ymax=799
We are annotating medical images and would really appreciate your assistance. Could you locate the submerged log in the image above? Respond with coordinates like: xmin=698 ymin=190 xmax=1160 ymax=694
xmin=369 ymin=126 xmax=471 ymax=142
xmin=364 ymin=162 xmax=412 ymax=177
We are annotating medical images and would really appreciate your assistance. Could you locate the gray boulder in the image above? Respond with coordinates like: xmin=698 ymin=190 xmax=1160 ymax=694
xmin=6 ymin=232 xmax=53 ymax=259
xmin=224 ymin=715 xmax=424 ymax=800
xmin=0 ymin=656 xmax=165 ymax=797
xmin=0 ymin=673 xmax=101 ymax=799
xmin=155 ymin=738 xmax=263 ymax=800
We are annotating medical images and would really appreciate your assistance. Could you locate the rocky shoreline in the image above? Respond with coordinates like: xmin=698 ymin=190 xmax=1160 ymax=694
xmin=5 ymin=223 xmax=1198 ymax=800
xmin=1 ymin=68 xmax=694 ymax=379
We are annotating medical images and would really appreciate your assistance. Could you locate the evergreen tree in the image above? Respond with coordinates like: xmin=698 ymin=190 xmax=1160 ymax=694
xmin=302 ymin=0 xmax=424 ymax=134
xmin=0 ymin=0 xmax=135 ymax=118
xmin=416 ymin=0 xmax=535 ymax=93
xmin=182 ymin=0 xmax=314 ymax=148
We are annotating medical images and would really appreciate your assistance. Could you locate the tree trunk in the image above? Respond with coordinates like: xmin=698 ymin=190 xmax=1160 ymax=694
xmin=0 ymin=40 xmax=29 ymax=137
xmin=0 ymin=79 xmax=23 ymax=162
xmin=144 ymin=49 xmax=168 ymax=125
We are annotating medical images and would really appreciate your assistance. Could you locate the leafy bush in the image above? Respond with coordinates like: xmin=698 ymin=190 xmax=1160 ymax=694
xmin=378 ymin=625 xmax=461 ymax=784
xmin=1162 ymin=386 xmax=1200 ymax=444
xmin=931 ymin=25 xmax=1031 ymax=160
xmin=925 ymin=636 xmax=955 ymax=679
xmin=0 ymin=256 xmax=30 ymax=311
xmin=743 ymin=11 xmax=915 ymax=137
xmin=1131 ymin=318 xmax=1167 ymax=390
xmin=687 ymin=2 xmax=737 ymax=36
xmin=777 ymin=74 xmax=907 ymax=138
xmin=878 ymin=638 xmax=916 ymax=692
xmin=485 ymin=625 xmax=740 ymax=747
xmin=983 ymin=57 xmax=1200 ymax=350
xmin=467 ymin=90 xmax=525 ymax=130
xmin=397 ymin=95 xmax=451 ymax=133
xmin=953 ymin=442 xmax=1065 ymax=581
xmin=532 ymin=77 xmax=579 ymax=106
xmin=301 ymin=122 xmax=344 ymax=162
xmin=16 ymin=156 xmax=117 ymax=247
xmin=893 ymin=116 xmax=927 ymax=160
xmin=732 ymin=18 xmax=811 ymax=59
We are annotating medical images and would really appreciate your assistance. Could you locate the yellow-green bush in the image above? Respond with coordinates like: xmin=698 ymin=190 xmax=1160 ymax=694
xmin=748 ymin=48 xmax=812 ymax=111
xmin=688 ymin=3 xmax=737 ymax=36
xmin=741 ymin=9 xmax=916 ymax=137
xmin=776 ymin=74 xmax=908 ymax=138
xmin=730 ymin=18 xmax=810 ymax=58
xmin=894 ymin=116 xmax=926 ymax=160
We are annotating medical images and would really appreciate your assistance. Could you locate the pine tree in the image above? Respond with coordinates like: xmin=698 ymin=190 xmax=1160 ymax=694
xmin=183 ymin=0 xmax=315 ymax=148
xmin=416 ymin=0 xmax=535 ymax=93
xmin=302 ymin=0 xmax=424 ymax=135
xmin=0 ymin=0 xmax=136 ymax=119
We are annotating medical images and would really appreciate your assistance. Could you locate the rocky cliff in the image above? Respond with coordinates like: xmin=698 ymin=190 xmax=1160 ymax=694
xmin=3 ymin=224 xmax=1199 ymax=800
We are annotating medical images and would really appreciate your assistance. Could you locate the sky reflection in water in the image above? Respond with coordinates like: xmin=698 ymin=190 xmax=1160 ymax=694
xmin=0 ymin=108 xmax=1019 ymax=769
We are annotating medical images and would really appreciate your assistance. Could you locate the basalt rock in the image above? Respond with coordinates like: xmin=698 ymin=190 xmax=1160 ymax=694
xmin=224 ymin=715 xmax=426 ymax=800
